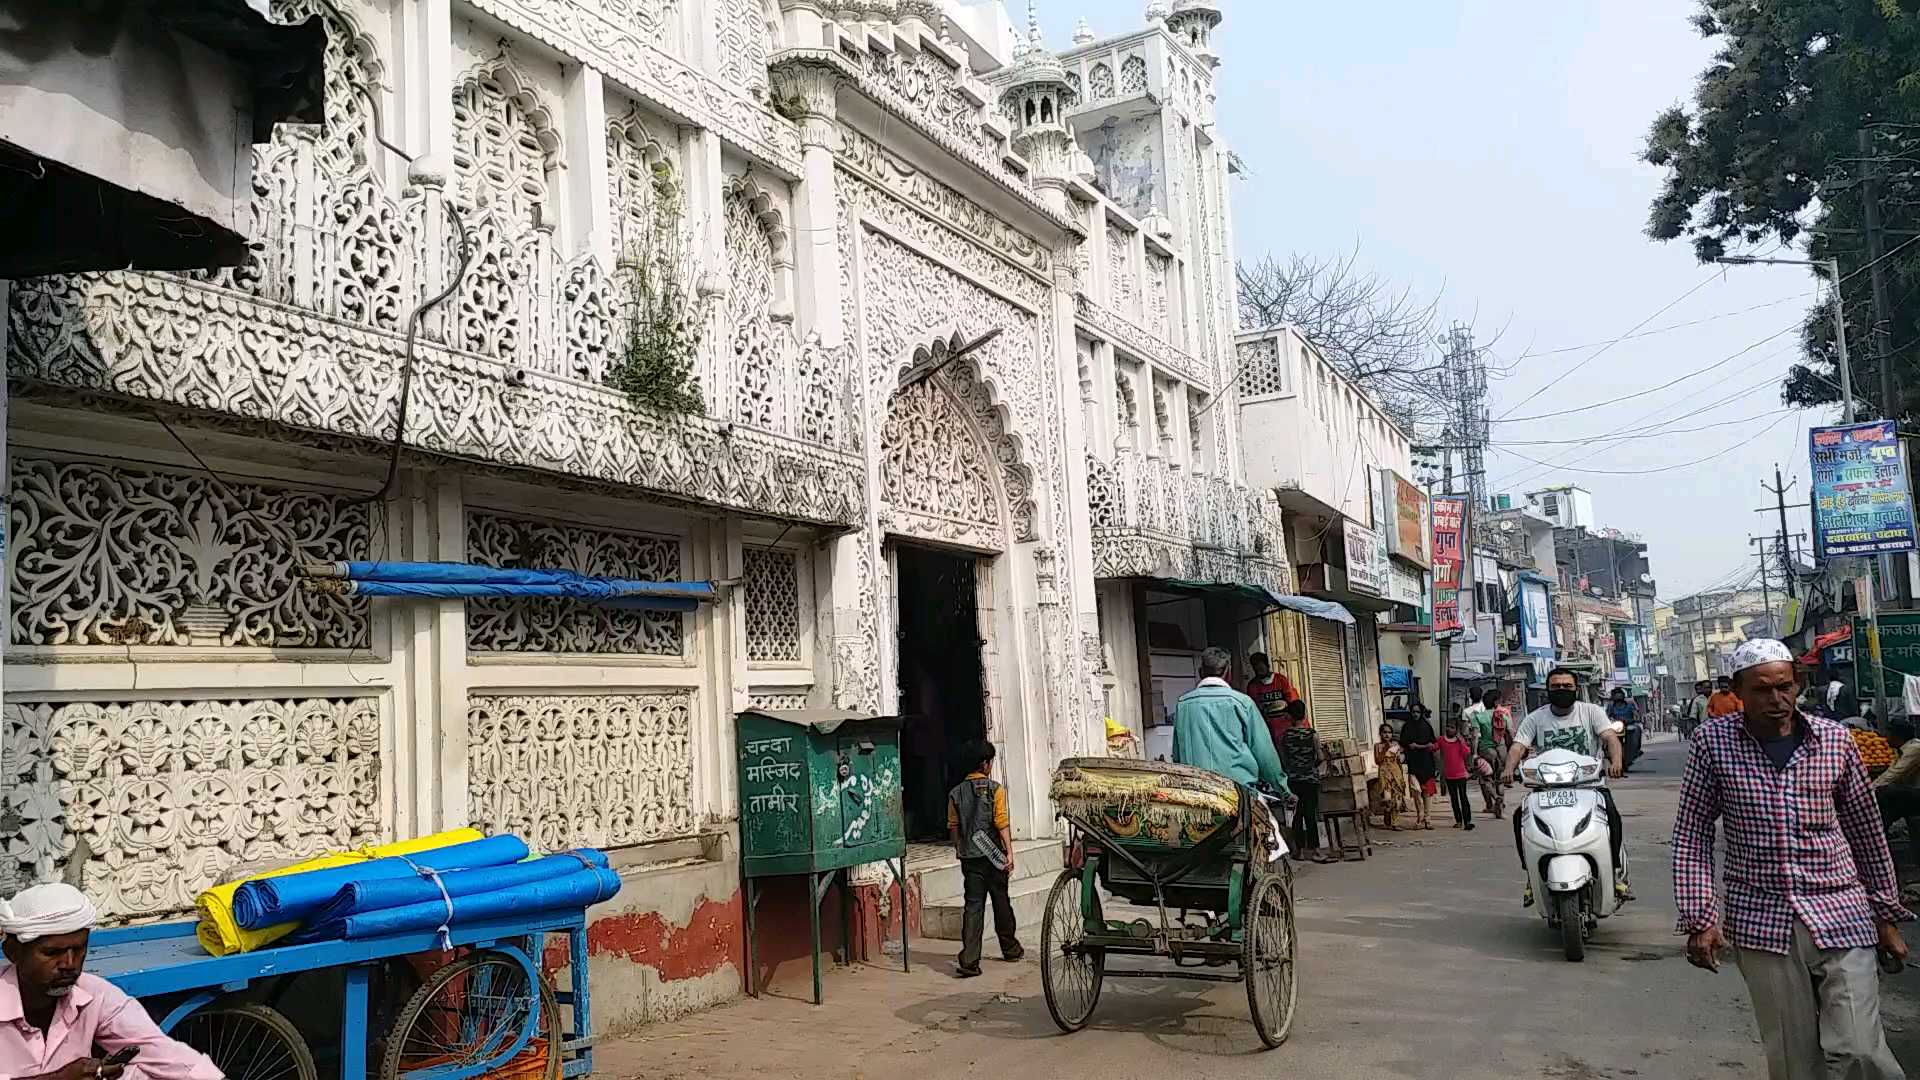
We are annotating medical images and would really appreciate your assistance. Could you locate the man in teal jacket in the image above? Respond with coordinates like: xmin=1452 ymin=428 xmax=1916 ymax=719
xmin=1172 ymin=647 xmax=1292 ymax=797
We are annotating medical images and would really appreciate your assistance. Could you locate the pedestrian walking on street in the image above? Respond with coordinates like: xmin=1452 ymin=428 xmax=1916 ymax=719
xmin=1372 ymin=724 xmax=1408 ymax=830
xmin=948 ymin=739 xmax=1023 ymax=977
xmin=1278 ymin=699 xmax=1329 ymax=862
xmin=1464 ymin=687 xmax=1505 ymax=815
xmin=1401 ymin=705 xmax=1438 ymax=829
xmin=1438 ymin=720 xmax=1475 ymax=830
xmin=1673 ymin=638 xmax=1911 ymax=1080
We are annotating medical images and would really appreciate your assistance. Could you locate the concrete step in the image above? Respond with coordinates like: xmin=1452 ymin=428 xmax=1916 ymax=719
xmin=920 ymin=870 xmax=1059 ymax=942
xmin=918 ymin=840 xmax=1063 ymax=905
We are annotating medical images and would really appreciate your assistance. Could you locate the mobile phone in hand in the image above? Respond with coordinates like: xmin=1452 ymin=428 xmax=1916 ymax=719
xmin=103 ymin=1046 xmax=139 ymax=1068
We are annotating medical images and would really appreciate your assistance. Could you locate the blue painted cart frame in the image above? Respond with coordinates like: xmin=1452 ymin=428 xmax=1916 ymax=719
xmin=87 ymin=909 xmax=594 ymax=1080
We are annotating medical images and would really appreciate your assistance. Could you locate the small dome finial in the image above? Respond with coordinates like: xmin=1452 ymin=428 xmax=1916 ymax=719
xmin=1027 ymin=0 xmax=1043 ymax=47
xmin=1145 ymin=0 xmax=1169 ymax=24
xmin=1072 ymin=16 xmax=1094 ymax=45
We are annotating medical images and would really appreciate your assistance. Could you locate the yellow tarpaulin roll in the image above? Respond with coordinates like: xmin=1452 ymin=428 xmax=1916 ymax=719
xmin=194 ymin=828 xmax=485 ymax=956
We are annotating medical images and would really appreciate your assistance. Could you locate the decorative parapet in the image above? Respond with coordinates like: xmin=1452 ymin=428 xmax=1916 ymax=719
xmin=772 ymin=30 xmax=1076 ymax=232
xmin=1075 ymin=293 xmax=1208 ymax=390
xmin=467 ymin=0 xmax=804 ymax=177
xmin=7 ymin=272 xmax=866 ymax=528
xmin=1086 ymin=449 xmax=1292 ymax=592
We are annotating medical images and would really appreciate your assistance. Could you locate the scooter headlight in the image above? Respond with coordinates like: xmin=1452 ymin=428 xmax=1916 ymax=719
xmin=1537 ymin=762 xmax=1578 ymax=785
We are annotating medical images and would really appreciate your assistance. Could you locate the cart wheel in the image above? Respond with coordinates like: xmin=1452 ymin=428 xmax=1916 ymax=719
xmin=173 ymin=1002 xmax=317 ymax=1080
xmin=1040 ymin=869 xmax=1104 ymax=1034
xmin=379 ymin=949 xmax=561 ymax=1080
xmin=1243 ymin=870 xmax=1298 ymax=1049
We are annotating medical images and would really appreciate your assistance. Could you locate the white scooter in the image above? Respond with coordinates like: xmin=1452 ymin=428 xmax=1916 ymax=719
xmin=1516 ymin=747 xmax=1615 ymax=961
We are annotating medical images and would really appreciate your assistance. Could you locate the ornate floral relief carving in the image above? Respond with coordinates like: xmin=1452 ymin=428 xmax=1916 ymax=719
xmin=836 ymin=123 xmax=1052 ymax=277
xmin=451 ymin=56 xmax=560 ymax=230
xmin=10 ymin=457 xmax=371 ymax=649
xmin=463 ymin=0 xmax=801 ymax=176
xmin=9 ymin=275 xmax=864 ymax=527
xmin=881 ymin=375 xmax=1002 ymax=549
xmin=1075 ymin=294 xmax=1207 ymax=389
xmin=1106 ymin=224 xmax=1137 ymax=318
xmin=1146 ymin=252 xmax=1171 ymax=340
xmin=742 ymin=546 xmax=802 ymax=663
xmin=607 ymin=104 xmax=678 ymax=261
xmin=1120 ymin=54 xmax=1149 ymax=96
xmin=860 ymin=42 xmax=993 ymax=160
xmin=1 ymin=697 xmax=382 ymax=918
xmin=716 ymin=0 xmax=773 ymax=100
xmin=466 ymin=692 xmax=694 ymax=852
xmin=854 ymin=226 xmax=1042 ymax=543
xmin=748 ymin=691 xmax=811 ymax=711
xmin=1088 ymin=62 xmax=1114 ymax=100
xmin=465 ymin=511 xmax=683 ymax=655
xmin=724 ymin=178 xmax=793 ymax=431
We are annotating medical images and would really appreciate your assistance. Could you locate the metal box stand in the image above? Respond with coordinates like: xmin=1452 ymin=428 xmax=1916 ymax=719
xmin=736 ymin=708 xmax=910 ymax=1003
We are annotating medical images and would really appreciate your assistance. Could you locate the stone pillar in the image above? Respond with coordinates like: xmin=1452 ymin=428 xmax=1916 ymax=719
xmin=562 ymin=64 xmax=612 ymax=267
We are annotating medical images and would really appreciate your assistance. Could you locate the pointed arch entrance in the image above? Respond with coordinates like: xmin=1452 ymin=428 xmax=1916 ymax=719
xmin=880 ymin=335 xmax=1035 ymax=840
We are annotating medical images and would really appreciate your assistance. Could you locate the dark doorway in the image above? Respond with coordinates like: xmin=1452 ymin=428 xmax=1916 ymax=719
xmin=895 ymin=544 xmax=987 ymax=842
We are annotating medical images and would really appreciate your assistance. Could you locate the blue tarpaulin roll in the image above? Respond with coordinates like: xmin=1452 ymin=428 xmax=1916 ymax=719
xmin=231 ymin=835 xmax=530 ymax=930
xmin=286 ymin=851 xmax=610 ymax=941
xmin=298 ymin=867 xmax=623 ymax=942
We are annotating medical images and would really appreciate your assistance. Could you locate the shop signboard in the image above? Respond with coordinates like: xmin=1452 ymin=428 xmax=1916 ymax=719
xmin=1344 ymin=520 xmax=1386 ymax=596
xmin=1390 ymin=563 xmax=1426 ymax=612
xmin=1811 ymin=421 xmax=1917 ymax=558
xmin=1852 ymin=611 xmax=1920 ymax=698
xmin=1517 ymin=576 xmax=1555 ymax=656
xmin=1381 ymin=470 xmax=1430 ymax=568
xmin=1431 ymin=495 xmax=1467 ymax=633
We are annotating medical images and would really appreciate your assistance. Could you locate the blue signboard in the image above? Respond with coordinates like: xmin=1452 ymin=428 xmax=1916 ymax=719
xmin=1810 ymin=421 xmax=1917 ymax=559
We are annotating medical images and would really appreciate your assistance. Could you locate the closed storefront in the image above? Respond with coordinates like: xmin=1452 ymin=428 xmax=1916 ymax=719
xmin=1307 ymin=617 xmax=1355 ymax=744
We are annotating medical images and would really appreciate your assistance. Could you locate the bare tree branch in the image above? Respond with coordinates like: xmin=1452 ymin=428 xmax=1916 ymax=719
xmin=1235 ymin=246 xmax=1459 ymax=432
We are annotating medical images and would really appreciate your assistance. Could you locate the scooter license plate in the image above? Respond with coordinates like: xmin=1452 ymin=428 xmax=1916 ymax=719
xmin=1537 ymin=790 xmax=1580 ymax=809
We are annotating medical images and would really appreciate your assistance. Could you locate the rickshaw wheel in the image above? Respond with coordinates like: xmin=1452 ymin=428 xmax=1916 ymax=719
xmin=1243 ymin=870 xmax=1298 ymax=1049
xmin=173 ymin=1002 xmax=317 ymax=1080
xmin=1040 ymin=869 xmax=1104 ymax=1033
xmin=379 ymin=948 xmax=561 ymax=1080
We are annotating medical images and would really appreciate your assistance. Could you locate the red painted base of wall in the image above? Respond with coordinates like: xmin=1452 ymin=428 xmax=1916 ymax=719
xmin=535 ymin=873 xmax=925 ymax=1005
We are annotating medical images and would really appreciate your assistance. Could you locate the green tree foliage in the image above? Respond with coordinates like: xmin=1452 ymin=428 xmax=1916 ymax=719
xmin=1642 ymin=0 xmax=1920 ymax=421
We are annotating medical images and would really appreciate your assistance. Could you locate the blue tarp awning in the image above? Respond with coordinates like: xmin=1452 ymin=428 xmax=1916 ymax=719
xmin=301 ymin=561 xmax=723 ymax=611
xmin=1379 ymin=664 xmax=1412 ymax=691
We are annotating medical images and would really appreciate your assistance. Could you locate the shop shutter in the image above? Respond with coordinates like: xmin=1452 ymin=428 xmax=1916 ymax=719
xmin=1306 ymin=618 xmax=1353 ymax=744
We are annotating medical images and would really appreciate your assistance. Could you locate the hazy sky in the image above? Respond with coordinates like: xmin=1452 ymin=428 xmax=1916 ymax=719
xmin=1038 ymin=0 xmax=1826 ymax=600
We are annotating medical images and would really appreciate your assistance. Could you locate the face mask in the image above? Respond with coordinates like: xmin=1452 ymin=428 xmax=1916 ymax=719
xmin=1548 ymin=689 xmax=1577 ymax=710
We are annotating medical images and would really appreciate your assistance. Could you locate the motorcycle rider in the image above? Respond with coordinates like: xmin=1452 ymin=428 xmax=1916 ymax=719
xmin=1507 ymin=667 xmax=1628 ymax=908
xmin=1608 ymin=687 xmax=1642 ymax=773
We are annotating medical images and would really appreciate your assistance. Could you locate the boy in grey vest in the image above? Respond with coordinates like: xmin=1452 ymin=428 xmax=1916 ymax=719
xmin=948 ymin=739 xmax=1023 ymax=976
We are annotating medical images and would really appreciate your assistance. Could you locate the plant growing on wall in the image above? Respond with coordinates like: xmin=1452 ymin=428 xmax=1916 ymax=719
xmin=608 ymin=177 xmax=704 ymax=417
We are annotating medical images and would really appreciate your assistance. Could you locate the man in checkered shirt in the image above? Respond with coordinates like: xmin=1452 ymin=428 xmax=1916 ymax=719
xmin=1673 ymin=638 xmax=1911 ymax=1080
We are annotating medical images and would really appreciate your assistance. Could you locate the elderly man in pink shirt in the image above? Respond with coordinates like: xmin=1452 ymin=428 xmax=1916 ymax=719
xmin=0 ymin=884 xmax=220 ymax=1080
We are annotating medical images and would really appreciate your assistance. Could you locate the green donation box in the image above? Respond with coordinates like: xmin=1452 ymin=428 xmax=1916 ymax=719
xmin=735 ymin=708 xmax=910 ymax=1003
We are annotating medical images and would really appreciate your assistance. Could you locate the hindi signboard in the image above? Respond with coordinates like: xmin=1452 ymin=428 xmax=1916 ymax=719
xmin=1381 ymin=471 xmax=1430 ymax=568
xmin=1344 ymin=520 xmax=1387 ymax=596
xmin=1430 ymin=495 xmax=1467 ymax=633
xmin=1811 ymin=421 xmax=1917 ymax=559
xmin=1853 ymin=612 xmax=1920 ymax=699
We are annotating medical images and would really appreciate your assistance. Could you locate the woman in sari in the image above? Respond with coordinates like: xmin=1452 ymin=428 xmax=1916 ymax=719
xmin=1371 ymin=723 xmax=1408 ymax=830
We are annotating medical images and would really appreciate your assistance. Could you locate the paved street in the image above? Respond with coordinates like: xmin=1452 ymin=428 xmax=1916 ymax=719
xmin=604 ymin=735 xmax=1920 ymax=1079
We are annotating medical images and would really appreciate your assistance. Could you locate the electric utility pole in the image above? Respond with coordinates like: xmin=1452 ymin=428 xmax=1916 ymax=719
xmin=1749 ymin=535 xmax=1778 ymax=633
xmin=1860 ymin=128 xmax=1913 ymax=606
xmin=1762 ymin=466 xmax=1799 ymax=600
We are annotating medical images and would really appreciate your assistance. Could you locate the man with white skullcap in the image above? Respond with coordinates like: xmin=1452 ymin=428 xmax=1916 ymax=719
xmin=0 ymin=883 xmax=220 ymax=1079
xmin=1673 ymin=639 xmax=1911 ymax=1080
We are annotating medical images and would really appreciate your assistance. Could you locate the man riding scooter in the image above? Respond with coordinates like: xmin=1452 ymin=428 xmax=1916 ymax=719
xmin=1507 ymin=668 xmax=1628 ymax=908
xmin=1608 ymin=688 xmax=1642 ymax=774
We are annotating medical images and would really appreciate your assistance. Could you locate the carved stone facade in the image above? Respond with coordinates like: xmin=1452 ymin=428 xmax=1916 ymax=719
xmin=2 ymin=0 xmax=1287 ymax=949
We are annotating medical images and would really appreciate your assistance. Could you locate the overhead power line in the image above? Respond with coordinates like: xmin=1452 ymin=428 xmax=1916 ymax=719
xmin=1492 ymin=414 xmax=1792 ymax=477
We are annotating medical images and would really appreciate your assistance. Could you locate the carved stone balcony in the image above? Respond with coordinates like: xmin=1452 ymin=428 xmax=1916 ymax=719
xmin=1086 ymin=449 xmax=1292 ymax=593
xmin=4 ymin=90 xmax=866 ymax=527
